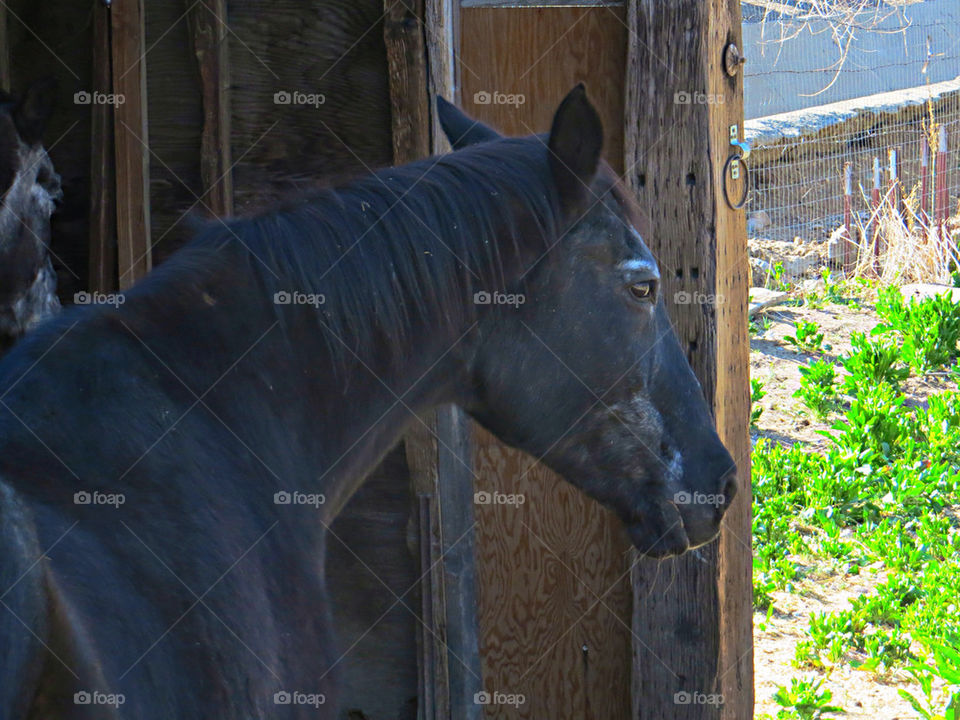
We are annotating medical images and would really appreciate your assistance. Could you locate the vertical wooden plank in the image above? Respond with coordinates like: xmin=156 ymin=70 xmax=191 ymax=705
xmin=710 ymin=7 xmax=752 ymax=718
xmin=89 ymin=1 xmax=116 ymax=293
xmin=386 ymin=0 xmax=431 ymax=163
xmin=625 ymin=0 xmax=752 ymax=718
xmin=187 ymin=0 xmax=233 ymax=217
xmin=435 ymin=405 xmax=483 ymax=720
xmin=426 ymin=0 xmax=459 ymax=142
xmin=391 ymin=2 xmax=482 ymax=717
xmin=424 ymin=4 xmax=487 ymax=718
xmin=0 ymin=4 xmax=10 ymax=90
xmin=459 ymin=9 xmax=631 ymax=719
xmin=111 ymin=0 xmax=151 ymax=289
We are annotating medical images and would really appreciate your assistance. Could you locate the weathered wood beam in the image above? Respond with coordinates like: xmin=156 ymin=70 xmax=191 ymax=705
xmin=387 ymin=1 xmax=481 ymax=717
xmin=187 ymin=0 xmax=233 ymax=217
xmin=111 ymin=0 xmax=151 ymax=289
xmin=625 ymin=0 xmax=752 ymax=718
xmin=88 ymin=1 xmax=116 ymax=293
xmin=0 ymin=5 xmax=10 ymax=90
xmin=386 ymin=0 xmax=431 ymax=164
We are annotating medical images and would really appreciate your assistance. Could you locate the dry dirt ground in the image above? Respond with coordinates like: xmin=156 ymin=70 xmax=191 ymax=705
xmin=749 ymin=294 xmax=953 ymax=719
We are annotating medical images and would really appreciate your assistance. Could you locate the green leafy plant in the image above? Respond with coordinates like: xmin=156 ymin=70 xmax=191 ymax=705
xmin=771 ymin=676 xmax=845 ymax=719
xmin=767 ymin=261 xmax=791 ymax=293
xmin=899 ymin=639 xmax=960 ymax=720
xmin=875 ymin=287 xmax=960 ymax=373
xmin=752 ymin=377 xmax=766 ymax=427
xmin=841 ymin=332 xmax=909 ymax=392
xmin=785 ymin=320 xmax=826 ymax=354
xmin=795 ymin=360 xmax=838 ymax=418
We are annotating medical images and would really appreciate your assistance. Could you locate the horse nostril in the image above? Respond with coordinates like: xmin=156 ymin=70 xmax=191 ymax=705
xmin=720 ymin=471 xmax=738 ymax=507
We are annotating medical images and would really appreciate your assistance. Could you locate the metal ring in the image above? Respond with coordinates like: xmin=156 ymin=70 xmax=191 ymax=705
xmin=723 ymin=152 xmax=750 ymax=210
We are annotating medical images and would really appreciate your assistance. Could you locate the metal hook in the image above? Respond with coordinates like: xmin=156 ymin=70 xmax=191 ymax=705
xmin=730 ymin=138 xmax=751 ymax=161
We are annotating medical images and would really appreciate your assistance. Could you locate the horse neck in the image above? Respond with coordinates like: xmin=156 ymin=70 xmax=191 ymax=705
xmin=143 ymin=243 xmax=473 ymax=520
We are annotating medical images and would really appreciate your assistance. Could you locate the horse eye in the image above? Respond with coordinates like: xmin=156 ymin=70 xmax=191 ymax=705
xmin=629 ymin=281 xmax=656 ymax=302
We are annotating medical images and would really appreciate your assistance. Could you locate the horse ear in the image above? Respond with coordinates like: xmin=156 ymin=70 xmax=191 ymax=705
xmin=436 ymin=96 xmax=501 ymax=149
xmin=547 ymin=83 xmax=603 ymax=209
xmin=14 ymin=78 xmax=57 ymax=146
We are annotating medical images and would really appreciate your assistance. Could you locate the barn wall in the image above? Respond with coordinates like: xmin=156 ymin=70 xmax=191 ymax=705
xmin=227 ymin=1 xmax=395 ymax=211
xmin=8 ymin=4 xmax=417 ymax=718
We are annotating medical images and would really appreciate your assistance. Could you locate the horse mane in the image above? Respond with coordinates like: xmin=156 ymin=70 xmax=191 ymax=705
xmin=188 ymin=136 xmax=564 ymax=358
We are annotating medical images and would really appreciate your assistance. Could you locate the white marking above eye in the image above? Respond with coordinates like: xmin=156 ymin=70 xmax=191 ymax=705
xmin=619 ymin=259 xmax=654 ymax=272
xmin=619 ymin=228 xmax=658 ymax=275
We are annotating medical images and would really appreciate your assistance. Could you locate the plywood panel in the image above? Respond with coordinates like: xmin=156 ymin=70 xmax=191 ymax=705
xmin=460 ymin=7 xmax=625 ymax=171
xmin=460 ymin=8 xmax=631 ymax=718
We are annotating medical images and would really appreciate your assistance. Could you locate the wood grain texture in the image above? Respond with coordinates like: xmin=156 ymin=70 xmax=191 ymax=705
xmin=625 ymin=0 xmax=752 ymax=717
xmin=227 ymin=0 xmax=394 ymax=210
xmin=710 ymin=7 xmax=753 ymax=719
xmin=143 ymin=0 xmax=203 ymax=266
xmin=188 ymin=0 xmax=233 ymax=217
xmin=459 ymin=9 xmax=632 ymax=718
xmin=111 ymin=0 xmax=151 ymax=289
xmin=0 ymin=5 xmax=9 ymax=90
xmin=89 ymin=2 xmax=116 ymax=293
xmin=385 ymin=0 xmax=431 ymax=164
xmin=459 ymin=7 xmax=626 ymax=169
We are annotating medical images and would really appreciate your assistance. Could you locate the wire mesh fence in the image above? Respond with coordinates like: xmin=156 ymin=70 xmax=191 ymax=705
xmin=741 ymin=1 xmax=960 ymax=282
xmin=745 ymin=85 xmax=960 ymax=244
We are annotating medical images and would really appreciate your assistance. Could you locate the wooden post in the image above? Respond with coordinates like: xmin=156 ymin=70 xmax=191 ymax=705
xmin=187 ymin=0 xmax=233 ymax=217
xmin=626 ymin=0 xmax=752 ymax=717
xmin=888 ymin=147 xmax=900 ymax=221
xmin=920 ymin=136 xmax=930 ymax=226
xmin=385 ymin=0 xmax=431 ymax=163
xmin=935 ymin=126 xmax=948 ymax=244
xmin=110 ymin=0 xmax=151 ymax=289
xmin=89 ymin=1 xmax=117 ymax=293
xmin=872 ymin=156 xmax=882 ymax=272
xmin=843 ymin=162 xmax=855 ymax=270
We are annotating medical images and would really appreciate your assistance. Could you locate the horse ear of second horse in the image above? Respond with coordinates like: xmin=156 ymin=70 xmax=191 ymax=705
xmin=436 ymin=96 xmax=501 ymax=149
xmin=13 ymin=78 xmax=57 ymax=146
xmin=548 ymin=83 xmax=603 ymax=211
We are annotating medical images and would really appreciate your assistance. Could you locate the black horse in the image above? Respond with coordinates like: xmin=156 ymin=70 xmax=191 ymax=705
xmin=0 ymin=86 xmax=736 ymax=719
